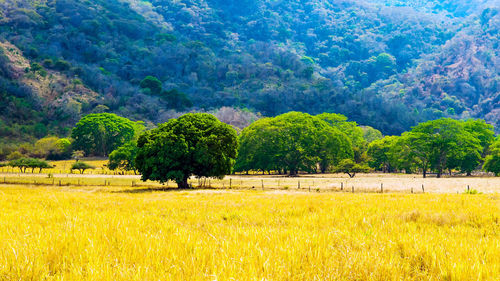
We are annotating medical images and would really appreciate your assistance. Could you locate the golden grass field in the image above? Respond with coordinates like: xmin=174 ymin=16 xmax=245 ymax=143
xmin=0 ymin=183 xmax=499 ymax=280
xmin=0 ymin=160 xmax=499 ymax=280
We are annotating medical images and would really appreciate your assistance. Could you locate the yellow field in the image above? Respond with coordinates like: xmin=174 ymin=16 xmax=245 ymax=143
xmin=0 ymin=184 xmax=498 ymax=280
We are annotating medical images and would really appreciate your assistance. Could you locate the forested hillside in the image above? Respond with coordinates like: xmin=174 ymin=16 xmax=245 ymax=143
xmin=0 ymin=0 xmax=498 ymax=142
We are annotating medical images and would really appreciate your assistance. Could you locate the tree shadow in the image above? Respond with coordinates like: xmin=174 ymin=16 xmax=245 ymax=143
xmin=112 ymin=186 xmax=220 ymax=194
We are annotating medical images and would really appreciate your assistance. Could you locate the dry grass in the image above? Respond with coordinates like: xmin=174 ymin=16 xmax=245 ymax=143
xmin=1 ymin=160 xmax=498 ymax=194
xmin=0 ymin=170 xmax=498 ymax=194
xmin=0 ymin=184 xmax=498 ymax=280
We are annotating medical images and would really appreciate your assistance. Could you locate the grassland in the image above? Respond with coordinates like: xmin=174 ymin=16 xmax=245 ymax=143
xmin=0 ymin=183 xmax=498 ymax=280
xmin=1 ymin=160 xmax=500 ymax=194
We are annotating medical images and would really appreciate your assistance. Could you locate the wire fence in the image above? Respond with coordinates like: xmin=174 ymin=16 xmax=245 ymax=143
xmin=0 ymin=174 xmax=497 ymax=194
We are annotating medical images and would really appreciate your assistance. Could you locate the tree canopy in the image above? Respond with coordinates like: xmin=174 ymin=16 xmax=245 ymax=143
xmin=484 ymin=138 xmax=500 ymax=176
xmin=367 ymin=118 xmax=491 ymax=177
xmin=108 ymin=141 xmax=138 ymax=174
xmin=333 ymin=159 xmax=371 ymax=178
xmin=71 ymin=162 xmax=95 ymax=174
xmin=135 ymin=113 xmax=238 ymax=188
xmin=8 ymin=158 xmax=52 ymax=173
xmin=317 ymin=113 xmax=367 ymax=163
xmin=235 ymin=112 xmax=353 ymax=175
xmin=71 ymin=113 xmax=137 ymax=157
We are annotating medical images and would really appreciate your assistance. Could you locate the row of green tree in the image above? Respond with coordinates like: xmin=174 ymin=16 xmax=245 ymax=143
xmin=73 ymin=113 xmax=499 ymax=186
xmin=2 ymin=112 xmax=499 ymax=188
xmin=367 ymin=119 xmax=499 ymax=177
xmin=2 ymin=157 xmax=95 ymax=174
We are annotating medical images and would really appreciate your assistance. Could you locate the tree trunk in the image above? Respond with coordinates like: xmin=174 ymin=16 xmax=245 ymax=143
xmin=177 ymin=177 xmax=190 ymax=189
xmin=423 ymin=169 xmax=427 ymax=178
xmin=466 ymin=171 xmax=472 ymax=177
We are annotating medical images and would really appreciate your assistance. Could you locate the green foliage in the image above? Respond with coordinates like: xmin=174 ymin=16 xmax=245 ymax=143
xmin=483 ymin=139 xmax=500 ymax=176
xmin=71 ymin=162 xmax=95 ymax=174
xmin=162 ymin=89 xmax=193 ymax=110
xmin=317 ymin=113 xmax=366 ymax=163
xmin=367 ymin=136 xmax=398 ymax=172
xmin=71 ymin=113 xmax=136 ymax=156
xmin=463 ymin=119 xmax=496 ymax=156
xmin=236 ymin=112 xmax=353 ymax=175
xmin=403 ymin=119 xmax=484 ymax=177
xmin=108 ymin=141 xmax=138 ymax=174
xmin=463 ymin=188 xmax=481 ymax=195
xmin=72 ymin=150 xmax=85 ymax=161
xmin=136 ymin=113 xmax=238 ymax=188
xmin=140 ymin=76 xmax=163 ymax=96
xmin=7 ymin=151 xmax=24 ymax=161
xmin=8 ymin=158 xmax=52 ymax=173
xmin=32 ymin=136 xmax=72 ymax=160
xmin=362 ymin=126 xmax=384 ymax=143
xmin=333 ymin=159 xmax=371 ymax=178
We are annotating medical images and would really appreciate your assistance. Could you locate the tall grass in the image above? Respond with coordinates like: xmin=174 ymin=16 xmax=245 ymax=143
xmin=0 ymin=186 xmax=498 ymax=280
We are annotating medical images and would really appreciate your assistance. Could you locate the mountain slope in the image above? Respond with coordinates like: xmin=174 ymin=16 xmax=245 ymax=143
xmin=0 ymin=0 xmax=498 ymax=139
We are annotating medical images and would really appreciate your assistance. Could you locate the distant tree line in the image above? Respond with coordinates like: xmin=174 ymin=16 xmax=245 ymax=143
xmin=1 ymin=112 xmax=499 ymax=185
xmin=367 ymin=119 xmax=497 ymax=177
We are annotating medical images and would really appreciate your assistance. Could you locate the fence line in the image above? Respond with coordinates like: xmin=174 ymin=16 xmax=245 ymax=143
xmin=0 ymin=176 xmax=475 ymax=194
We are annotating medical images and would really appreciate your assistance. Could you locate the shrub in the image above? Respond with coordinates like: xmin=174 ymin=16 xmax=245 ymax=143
xmin=71 ymin=162 xmax=95 ymax=174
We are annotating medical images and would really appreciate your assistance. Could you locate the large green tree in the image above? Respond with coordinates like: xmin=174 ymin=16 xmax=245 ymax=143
xmin=135 ymin=113 xmax=238 ymax=189
xmin=71 ymin=113 xmax=136 ymax=157
xmin=236 ymin=112 xmax=352 ymax=175
xmin=403 ymin=119 xmax=482 ymax=178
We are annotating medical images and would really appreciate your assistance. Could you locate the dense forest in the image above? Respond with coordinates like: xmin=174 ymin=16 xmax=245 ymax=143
xmin=0 ymin=0 xmax=498 ymax=146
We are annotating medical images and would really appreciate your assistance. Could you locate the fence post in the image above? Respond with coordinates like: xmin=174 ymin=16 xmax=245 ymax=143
xmin=352 ymin=186 xmax=354 ymax=193
xmin=381 ymin=183 xmax=383 ymax=193
xmin=59 ymin=180 xmax=61 ymax=186
xmin=422 ymin=184 xmax=424 ymax=193
xmin=298 ymin=180 xmax=300 ymax=189
xmin=467 ymin=185 xmax=470 ymax=192
xmin=261 ymin=179 xmax=264 ymax=191
xmin=411 ymin=187 xmax=413 ymax=194
xmin=341 ymin=182 xmax=343 ymax=191
xmin=229 ymin=178 xmax=232 ymax=189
